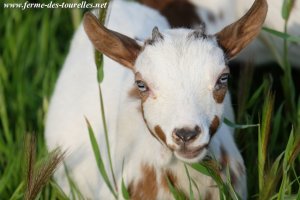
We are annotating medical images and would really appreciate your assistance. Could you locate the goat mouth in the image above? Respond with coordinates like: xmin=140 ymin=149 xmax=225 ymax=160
xmin=175 ymin=144 xmax=208 ymax=160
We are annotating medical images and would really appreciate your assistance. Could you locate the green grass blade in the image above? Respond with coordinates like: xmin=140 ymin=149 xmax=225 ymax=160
xmin=246 ymin=77 xmax=270 ymax=109
xmin=263 ymin=27 xmax=300 ymax=43
xmin=190 ymin=163 xmax=210 ymax=177
xmin=260 ymin=152 xmax=284 ymax=200
xmin=98 ymin=85 xmax=118 ymax=191
xmin=258 ymin=92 xmax=275 ymax=192
xmin=224 ymin=167 xmax=241 ymax=200
xmin=282 ymin=0 xmax=295 ymax=20
xmin=191 ymin=179 xmax=201 ymax=199
xmin=121 ymin=159 xmax=130 ymax=200
xmin=224 ymin=118 xmax=259 ymax=129
xmin=92 ymin=0 xmax=117 ymax=191
xmin=85 ymin=118 xmax=117 ymax=199
xmin=121 ymin=177 xmax=130 ymax=200
xmin=64 ymin=163 xmax=85 ymax=200
xmin=9 ymin=182 xmax=24 ymax=200
xmin=184 ymin=164 xmax=195 ymax=200
xmin=166 ymin=176 xmax=186 ymax=200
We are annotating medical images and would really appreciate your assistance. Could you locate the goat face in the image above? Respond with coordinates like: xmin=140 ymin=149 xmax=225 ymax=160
xmin=83 ymin=0 xmax=267 ymax=162
xmin=134 ymin=29 xmax=228 ymax=162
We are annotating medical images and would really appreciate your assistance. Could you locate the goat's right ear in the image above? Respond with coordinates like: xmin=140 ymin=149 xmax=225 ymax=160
xmin=83 ymin=12 xmax=141 ymax=69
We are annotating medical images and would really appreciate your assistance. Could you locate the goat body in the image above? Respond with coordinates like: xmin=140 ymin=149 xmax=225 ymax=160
xmin=45 ymin=0 xmax=270 ymax=199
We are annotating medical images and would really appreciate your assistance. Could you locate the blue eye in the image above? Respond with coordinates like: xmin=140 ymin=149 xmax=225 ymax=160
xmin=218 ymin=73 xmax=229 ymax=85
xmin=135 ymin=80 xmax=148 ymax=92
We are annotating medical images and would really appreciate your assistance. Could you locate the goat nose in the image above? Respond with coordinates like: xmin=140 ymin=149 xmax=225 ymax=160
xmin=173 ymin=126 xmax=201 ymax=143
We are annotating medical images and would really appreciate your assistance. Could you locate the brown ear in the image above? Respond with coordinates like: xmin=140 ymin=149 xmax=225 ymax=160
xmin=83 ymin=12 xmax=141 ymax=69
xmin=215 ymin=0 xmax=268 ymax=59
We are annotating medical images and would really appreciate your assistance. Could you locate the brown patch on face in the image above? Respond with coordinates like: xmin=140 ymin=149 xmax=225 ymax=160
xmin=141 ymin=103 xmax=168 ymax=148
xmin=220 ymin=145 xmax=238 ymax=186
xmin=209 ymin=116 xmax=220 ymax=136
xmin=213 ymin=67 xmax=230 ymax=104
xmin=139 ymin=94 xmax=168 ymax=147
xmin=127 ymin=87 xmax=143 ymax=113
xmin=128 ymin=87 xmax=140 ymax=99
xmin=141 ymin=103 xmax=157 ymax=140
xmin=213 ymin=86 xmax=227 ymax=104
xmin=154 ymin=125 xmax=167 ymax=145
xmin=128 ymin=164 xmax=158 ymax=200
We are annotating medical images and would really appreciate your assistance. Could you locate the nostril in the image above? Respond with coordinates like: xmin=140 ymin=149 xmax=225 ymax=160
xmin=173 ymin=126 xmax=201 ymax=143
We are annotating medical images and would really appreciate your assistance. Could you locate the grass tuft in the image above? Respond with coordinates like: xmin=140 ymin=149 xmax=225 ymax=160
xmin=24 ymin=134 xmax=65 ymax=200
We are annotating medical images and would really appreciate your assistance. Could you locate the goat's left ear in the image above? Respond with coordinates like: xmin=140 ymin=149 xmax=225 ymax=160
xmin=83 ymin=12 xmax=141 ymax=69
xmin=215 ymin=0 xmax=267 ymax=59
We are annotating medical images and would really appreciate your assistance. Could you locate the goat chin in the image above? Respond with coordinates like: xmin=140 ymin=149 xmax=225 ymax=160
xmin=44 ymin=0 xmax=300 ymax=199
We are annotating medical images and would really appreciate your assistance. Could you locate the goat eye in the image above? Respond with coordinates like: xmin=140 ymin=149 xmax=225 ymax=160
xmin=135 ymin=80 xmax=148 ymax=92
xmin=217 ymin=73 xmax=229 ymax=85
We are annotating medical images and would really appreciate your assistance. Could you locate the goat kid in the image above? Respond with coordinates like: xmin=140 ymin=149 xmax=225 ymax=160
xmin=45 ymin=0 xmax=267 ymax=199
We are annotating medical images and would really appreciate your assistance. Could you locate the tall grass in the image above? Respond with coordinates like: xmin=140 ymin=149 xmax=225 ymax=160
xmin=0 ymin=1 xmax=82 ymax=199
xmin=0 ymin=0 xmax=299 ymax=199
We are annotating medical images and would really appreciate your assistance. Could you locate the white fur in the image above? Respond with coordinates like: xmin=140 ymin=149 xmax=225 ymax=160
xmin=46 ymin=0 xmax=300 ymax=199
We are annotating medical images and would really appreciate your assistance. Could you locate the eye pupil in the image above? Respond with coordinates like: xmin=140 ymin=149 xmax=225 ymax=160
xmin=136 ymin=80 xmax=148 ymax=92
xmin=218 ymin=74 xmax=229 ymax=84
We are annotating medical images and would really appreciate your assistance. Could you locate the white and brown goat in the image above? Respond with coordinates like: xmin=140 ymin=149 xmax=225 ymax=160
xmin=45 ymin=0 xmax=268 ymax=199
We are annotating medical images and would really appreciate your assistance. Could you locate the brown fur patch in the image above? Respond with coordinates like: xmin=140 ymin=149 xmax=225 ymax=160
xmin=161 ymin=170 xmax=177 ymax=191
xmin=128 ymin=87 xmax=141 ymax=99
xmin=154 ymin=125 xmax=167 ymax=145
xmin=139 ymin=0 xmax=203 ymax=29
xmin=128 ymin=87 xmax=143 ymax=113
xmin=160 ymin=1 xmax=202 ymax=28
xmin=128 ymin=164 xmax=158 ymax=200
xmin=141 ymin=104 xmax=157 ymax=140
xmin=213 ymin=86 xmax=227 ymax=104
xmin=138 ymin=0 xmax=173 ymax=10
xmin=209 ymin=116 xmax=220 ymax=136
xmin=220 ymin=145 xmax=229 ymax=168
